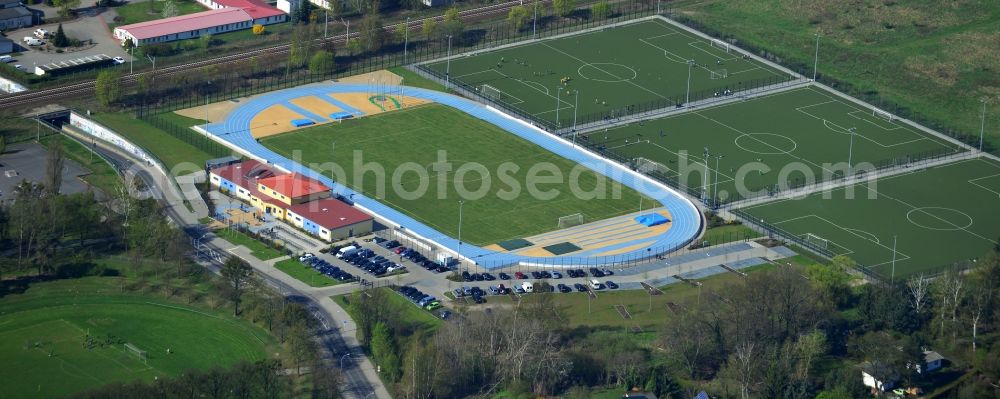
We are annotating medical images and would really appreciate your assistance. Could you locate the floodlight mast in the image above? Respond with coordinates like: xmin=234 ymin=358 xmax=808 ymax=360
xmin=685 ymin=59 xmax=695 ymax=105
xmin=813 ymin=33 xmax=820 ymax=81
xmin=847 ymin=127 xmax=857 ymax=177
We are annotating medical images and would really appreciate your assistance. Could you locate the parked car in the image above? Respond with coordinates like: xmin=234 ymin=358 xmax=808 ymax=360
xmin=394 ymin=246 xmax=407 ymax=254
xmin=557 ymin=283 xmax=571 ymax=293
xmin=461 ymin=271 xmax=471 ymax=281
xmin=438 ymin=310 xmax=451 ymax=319
xmin=0 ymin=55 xmax=14 ymax=63
xmin=551 ymin=271 xmax=563 ymax=279
xmin=482 ymin=272 xmax=496 ymax=281
xmin=574 ymin=283 xmax=587 ymax=292
xmin=112 ymin=56 xmax=125 ymax=65
xmin=498 ymin=272 xmax=511 ymax=280
xmin=606 ymin=281 xmax=619 ymax=289
xmin=298 ymin=253 xmax=315 ymax=262
xmin=515 ymin=286 xmax=525 ymax=294
xmin=33 ymin=28 xmax=49 ymax=38
xmin=530 ymin=271 xmax=542 ymax=279
xmin=514 ymin=272 xmax=526 ymax=279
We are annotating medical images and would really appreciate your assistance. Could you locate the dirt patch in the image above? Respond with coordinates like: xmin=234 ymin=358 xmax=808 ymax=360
xmin=175 ymin=99 xmax=245 ymax=123
xmin=337 ymin=69 xmax=406 ymax=85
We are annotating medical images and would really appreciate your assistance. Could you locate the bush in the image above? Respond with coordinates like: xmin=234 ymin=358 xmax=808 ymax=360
xmin=252 ymin=24 xmax=265 ymax=35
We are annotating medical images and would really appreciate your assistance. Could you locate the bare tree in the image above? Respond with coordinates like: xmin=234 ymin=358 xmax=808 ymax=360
xmin=723 ymin=341 xmax=758 ymax=399
xmin=907 ymin=274 xmax=931 ymax=314
xmin=967 ymin=286 xmax=991 ymax=353
xmin=45 ymin=138 xmax=65 ymax=195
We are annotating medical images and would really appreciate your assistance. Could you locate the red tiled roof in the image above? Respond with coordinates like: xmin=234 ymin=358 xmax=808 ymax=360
xmin=116 ymin=8 xmax=252 ymax=40
xmin=214 ymin=0 xmax=284 ymax=19
xmin=289 ymin=198 xmax=373 ymax=230
xmin=211 ymin=159 xmax=278 ymax=189
xmin=257 ymin=173 xmax=330 ymax=199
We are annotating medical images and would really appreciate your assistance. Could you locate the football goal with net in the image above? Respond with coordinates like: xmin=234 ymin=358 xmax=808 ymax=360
xmin=801 ymin=233 xmax=830 ymax=250
xmin=710 ymin=69 xmax=728 ymax=80
xmin=872 ymin=107 xmax=894 ymax=122
xmin=480 ymin=84 xmax=514 ymax=104
xmin=557 ymin=213 xmax=584 ymax=229
xmin=710 ymin=39 xmax=730 ymax=53
xmin=125 ymin=343 xmax=148 ymax=364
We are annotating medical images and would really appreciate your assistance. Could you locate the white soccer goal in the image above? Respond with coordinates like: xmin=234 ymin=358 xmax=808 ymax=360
xmin=557 ymin=213 xmax=584 ymax=229
xmin=125 ymin=343 xmax=148 ymax=363
xmin=802 ymin=233 xmax=830 ymax=250
xmin=480 ymin=84 xmax=505 ymax=102
xmin=635 ymin=157 xmax=672 ymax=175
xmin=710 ymin=69 xmax=728 ymax=80
xmin=710 ymin=39 xmax=730 ymax=53
xmin=873 ymin=107 xmax=894 ymax=122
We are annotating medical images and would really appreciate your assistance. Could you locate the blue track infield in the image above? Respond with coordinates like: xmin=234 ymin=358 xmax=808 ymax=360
xmin=204 ymin=83 xmax=702 ymax=268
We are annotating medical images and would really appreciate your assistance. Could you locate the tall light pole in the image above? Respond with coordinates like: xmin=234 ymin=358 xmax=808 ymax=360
xmin=713 ymin=154 xmax=723 ymax=207
xmin=685 ymin=59 xmax=694 ymax=105
xmin=702 ymin=147 xmax=710 ymax=200
xmin=812 ymin=33 xmax=820 ymax=81
xmin=532 ymin=0 xmax=538 ymax=38
xmin=204 ymin=80 xmax=212 ymax=133
xmin=979 ymin=99 xmax=987 ymax=152
xmin=403 ymin=17 xmax=410 ymax=64
xmin=324 ymin=7 xmax=328 ymax=37
xmin=445 ymin=35 xmax=453 ymax=89
xmin=890 ymin=235 xmax=897 ymax=285
xmin=847 ymin=127 xmax=856 ymax=177
xmin=555 ymin=87 xmax=561 ymax=127
xmin=572 ymin=89 xmax=579 ymax=135
xmin=457 ymin=200 xmax=464 ymax=271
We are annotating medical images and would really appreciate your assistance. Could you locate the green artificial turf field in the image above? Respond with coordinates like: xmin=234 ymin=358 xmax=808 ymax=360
xmin=421 ymin=17 xmax=790 ymax=128
xmin=739 ymin=158 xmax=1000 ymax=278
xmin=0 ymin=273 xmax=274 ymax=398
xmin=584 ymin=86 xmax=961 ymax=205
xmin=262 ymin=104 xmax=648 ymax=246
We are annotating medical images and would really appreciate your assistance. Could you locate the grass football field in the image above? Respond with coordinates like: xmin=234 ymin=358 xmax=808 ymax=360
xmin=262 ymin=104 xmax=648 ymax=246
xmin=422 ymin=18 xmax=790 ymax=128
xmin=584 ymin=86 xmax=960 ymax=204
xmin=739 ymin=158 xmax=1000 ymax=278
xmin=0 ymin=267 xmax=275 ymax=398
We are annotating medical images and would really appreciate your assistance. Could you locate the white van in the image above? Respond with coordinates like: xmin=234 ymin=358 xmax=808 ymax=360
xmin=521 ymin=281 xmax=534 ymax=293
xmin=24 ymin=38 xmax=43 ymax=46
xmin=336 ymin=245 xmax=358 ymax=258
xmin=589 ymin=279 xmax=604 ymax=290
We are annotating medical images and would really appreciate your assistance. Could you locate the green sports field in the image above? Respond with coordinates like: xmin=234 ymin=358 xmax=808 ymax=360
xmin=422 ymin=18 xmax=790 ymax=128
xmin=0 ymin=274 xmax=274 ymax=398
xmin=584 ymin=86 xmax=961 ymax=204
xmin=261 ymin=104 xmax=648 ymax=246
xmin=739 ymin=158 xmax=1000 ymax=278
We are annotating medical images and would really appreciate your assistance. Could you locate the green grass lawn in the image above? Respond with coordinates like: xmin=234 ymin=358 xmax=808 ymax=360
xmin=0 ymin=260 xmax=276 ymax=398
xmin=88 ymin=112 xmax=221 ymax=170
xmin=422 ymin=18 xmax=788 ymax=128
xmin=700 ymin=223 xmax=760 ymax=246
xmin=388 ymin=67 xmax=448 ymax=92
xmin=40 ymin=134 xmax=120 ymax=194
xmin=214 ymin=228 xmax=285 ymax=261
xmin=111 ymin=0 xmax=207 ymax=27
xmin=262 ymin=104 xmax=649 ymax=245
xmin=739 ymin=157 xmax=1000 ymax=278
xmin=334 ymin=287 xmax=443 ymax=334
xmin=587 ymin=86 xmax=960 ymax=205
xmin=670 ymin=0 xmax=1000 ymax=155
xmin=273 ymin=259 xmax=340 ymax=287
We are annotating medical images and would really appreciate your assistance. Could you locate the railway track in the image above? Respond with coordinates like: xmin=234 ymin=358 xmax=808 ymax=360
xmin=0 ymin=0 xmax=550 ymax=110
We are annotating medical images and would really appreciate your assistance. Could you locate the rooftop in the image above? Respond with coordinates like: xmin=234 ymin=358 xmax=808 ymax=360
xmin=0 ymin=6 xmax=30 ymax=19
xmin=213 ymin=0 xmax=284 ymax=19
xmin=288 ymin=198 xmax=373 ymax=230
xmin=211 ymin=159 xmax=278 ymax=190
xmin=115 ymin=8 xmax=252 ymax=40
xmin=0 ymin=0 xmax=21 ymax=8
xmin=257 ymin=173 xmax=329 ymax=198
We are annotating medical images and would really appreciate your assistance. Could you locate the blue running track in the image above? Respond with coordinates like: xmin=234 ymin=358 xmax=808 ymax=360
xmin=204 ymin=84 xmax=702 ymax=269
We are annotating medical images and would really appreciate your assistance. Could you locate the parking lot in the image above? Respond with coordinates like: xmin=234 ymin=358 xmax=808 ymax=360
xmin=0 ymin=142 xmax=92 ymax=199
xmin=3 ymin=10 xmax=130 ymax=73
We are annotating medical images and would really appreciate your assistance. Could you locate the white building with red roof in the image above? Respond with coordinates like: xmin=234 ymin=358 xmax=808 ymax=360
xmin=114 ymin=0 xmax=286 ymax=47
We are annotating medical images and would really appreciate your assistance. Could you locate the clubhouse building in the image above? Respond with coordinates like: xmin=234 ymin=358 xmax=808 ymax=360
xmin=209 ymin=159 xmax=373 ymax=242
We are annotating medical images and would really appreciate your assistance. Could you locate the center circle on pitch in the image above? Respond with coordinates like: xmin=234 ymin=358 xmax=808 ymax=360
xmin=734 ymin=133 xmax=797 ymax=155
xmin=577 ymin=63 xmax=638 ymax=83
xmin=906 ymin=207 xmax=973 ymax=231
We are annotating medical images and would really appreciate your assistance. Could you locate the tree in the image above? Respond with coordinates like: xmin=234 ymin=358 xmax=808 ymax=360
xmin=308 ymin=50 xmax=335 ymax=75
xmin=52 ymin=0 xmax=80 ymax=17
xmin=591 ymin=0 xmax=610 ymax=20
xmin=53 ymin=23 xmax=69 ymax=47
xmin=720 ymin=340 xmax=759 ymax=399
xmin=161 ymin=0 xmax=178 ymax=18
xmin=906 ymin=274 xmax=931 ymax=315
xmin=95 ymin=69 xmax=123 ymax=107
xmin=252 ymin=24 xmax=265 ymax=35
xmin=45 ymin=138 xmax=65 ymax=195
xmin=439 ymin=6 xmax=464 ymax=42
xmin=370 ymin=322 xmax=401 ymax=382
xmin=221 ymin=257 xmax=253 ymax=316
xmin=392 ymin=22 xmax=406 ymax=45
xmin=357 ymin=11 xmax=383 ymax=53
xmin=287 ymin=322 xmax=317 ymax=375
xmin=806 ymin=259 xmax=853 ymax=308
xmin=508 ymin=6 xmax=529 ymax=31
xmin=552 ymin=0 xmax=576 ymax=18
xmin=421 ymin=19 xmax=436 ymax=40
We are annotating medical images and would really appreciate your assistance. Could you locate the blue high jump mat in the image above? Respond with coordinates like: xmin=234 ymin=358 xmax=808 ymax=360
xmin=330 ymin=112 xmax=354 ymax=121
xmin=635 ymin=213 xmax=670 ymax=227
xmin=291 ymin=118 xmax=315 ymax=127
